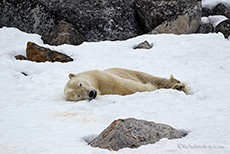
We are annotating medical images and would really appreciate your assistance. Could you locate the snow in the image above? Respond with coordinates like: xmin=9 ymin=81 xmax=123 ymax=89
xmin=1 ymin=27 xmax=230 ymax=154
xmin=202 ymin=0 xmax=230 ymax=9
xmin=1 ymin=0 xmax=230 ymax=152
xmin=201 ymin=15 xmax=228 ymax=27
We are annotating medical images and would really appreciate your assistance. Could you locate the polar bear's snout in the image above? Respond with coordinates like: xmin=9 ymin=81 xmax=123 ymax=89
xmin=89 ymin=90 xmax=97 ymax=100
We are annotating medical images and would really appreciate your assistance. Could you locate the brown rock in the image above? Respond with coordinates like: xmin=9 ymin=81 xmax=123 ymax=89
xmin=15 ymin=55 xmax=27 ymax=60
xmin=26 ymin=42 xmax=73 ymax=62
xmin=89 ymin=118 xmax=187 ymax=151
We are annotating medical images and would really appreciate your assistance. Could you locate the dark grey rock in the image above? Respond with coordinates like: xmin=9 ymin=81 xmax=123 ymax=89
xmin=134 ymin=41 xmax=153 ymax=49
xmin=212 ymin=3 xmax=230 ymax=19
xmin=42 ymin=20 xmax=85 ymax=46
xmin=197 ymin=23 xmax=215 ymax=34
xmin=39 ymin=0 xmax=138 ymax=42
xmin=216 ymin=20 xmax=230 ymax=38
xmin=0 ymin=0 xmax=138 ymax=42
xmin=202 ymin=8 xmax=214 ymax=17
xmin=89 ymin=118 xmax=187 ymax=151
xmin=150 ymin=1 xmax=202 ymax=34
xmin=0 ymin=0 xmax=56 ymax=37
xmin=135 ymin=0 xmax=199 ymax=33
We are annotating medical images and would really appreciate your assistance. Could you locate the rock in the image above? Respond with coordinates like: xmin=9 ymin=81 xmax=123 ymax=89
xmin=0 ymin=0 xmax=56 ymax=37
xmin=15 ymin=55 xmax=27 ymax=60
xmin=40 ymin=0 xmax=138 ymax=41
xmin=197 ymin=23 xmax=215 ymax=34
xmin=150 ymin=1 xmax=202 ymax=34
xmin=42 ymin=20 xmax=85 ymax=46
xmin=202 ymin=8 xmax=214 ymax=17
xmin=26 ymin=42 xmax=73 ymax=62
xmin=135 ymin=0 xmax=200 ymax=33
xmin=133 ymin=41 xmax=153 ymax=49
xmin=215 ymin=20 xmax=230 ymax=38
xmin=0 ymin=0 xmax=138 ymax=42
xmin=89 ymin=118 xmax=187 ymax=151
xmin=212 ymin=3 xmax=230 ymax=19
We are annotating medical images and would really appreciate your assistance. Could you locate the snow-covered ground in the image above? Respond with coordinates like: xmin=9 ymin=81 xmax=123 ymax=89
xmin=1 ymin=1 xmax=230 ymax=153
xmin=1 ymin=27 xmax=230 ymax=154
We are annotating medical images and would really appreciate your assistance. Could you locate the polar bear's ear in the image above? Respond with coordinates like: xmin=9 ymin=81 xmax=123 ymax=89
xmin=170 ymin=75 xmax=181 ymax=83
xmin=69 ymin=73 xmax=75 ymax=79
xmin=170 ymin=75 xmax=175 ymax=81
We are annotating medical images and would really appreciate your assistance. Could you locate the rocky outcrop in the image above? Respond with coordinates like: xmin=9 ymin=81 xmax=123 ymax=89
xmin=25 ymin=42 xmax=73 ymax=62
xmin=46 ymin=0 xmax=138 ymax=41
xmin=149 ymin=1 xmax=201 ymax=34
xmin=89 ymin=118 xmax=187 ymax=151
xmin=42 ymin=20 xmax=85 ymax=46
xmin=0 ymin=0 xmax=138 ymax=42
xmin=0 ymin=0 xmax=56 ymax=37
xmin=135 ymin=0 xmax=201 ymax=34
xmin=199 ymin=3 xmax=230 ymax=38
xmin=133 ymin=41 xmax=153 ymax=49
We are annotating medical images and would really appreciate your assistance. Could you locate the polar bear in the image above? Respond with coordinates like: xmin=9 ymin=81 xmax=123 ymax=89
xmin=64 ymin=68 xmax=188 ymax=101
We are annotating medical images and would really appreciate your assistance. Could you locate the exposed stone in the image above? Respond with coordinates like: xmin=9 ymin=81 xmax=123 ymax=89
xmin=0 ymin=0 xmax=56 ymax=37
xmin=212 ymin=3 xmax=230 ymax=19
xmin=39 ymin=0 xmax=138 ymax=41
xmin=133 ymin=41 xmax=153 ymax=49
xmin=89 ymin=118 xmax=187 ymax=151
xmin=26 ymin=42 xmax=73 ymax=62
xmin=0 ymin=0 xmax=138 ymax=42
xmin=197 ymin=23 xmax=215 ymax=34
xmin=150 ymin=1 xmax=201 ymax=34
xmin=202 ymin=8 xmax=214 ymax=17
xmin=42 ymin=20 xmax=85 ymax=46
xmin=15 ymin=55 xmax=27 ymax=60
xmin=135 ymin=0 xmax=200 ymax=33
xmin=215 ymin=20 xmax=230 ymax=38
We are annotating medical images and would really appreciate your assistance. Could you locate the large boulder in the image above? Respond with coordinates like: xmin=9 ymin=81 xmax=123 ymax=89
xmin=89 ymin=118 xmax=186 ymax=151
xmin=149 ymin=1 xmax=202 ymax=34
xmin=135 ymin=0 xmax=201 ymax=33
xmin=42 ymin=20 xmax=85 ymax=46
xmin=0 ymin=0 xmax=56 ymax=37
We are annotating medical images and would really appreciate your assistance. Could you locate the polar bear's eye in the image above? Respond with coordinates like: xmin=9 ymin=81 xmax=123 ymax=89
xmin=78 ymin=83 xmax=82 ymax=87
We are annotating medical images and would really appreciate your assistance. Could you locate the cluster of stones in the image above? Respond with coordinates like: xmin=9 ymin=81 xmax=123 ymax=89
xmin=1 ymin=0 xmax=230 ymax=48
xmin=199 ymin=3 xmax=230 ymax=38
xmin=0 ymin=0 xmax=204 ymax=47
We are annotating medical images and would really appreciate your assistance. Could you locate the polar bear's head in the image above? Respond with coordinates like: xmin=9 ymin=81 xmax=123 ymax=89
xmin=170 ymin=75 xmax=188 ymax=94
xmin=64 ymin=73 xmax=97 ymax=101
